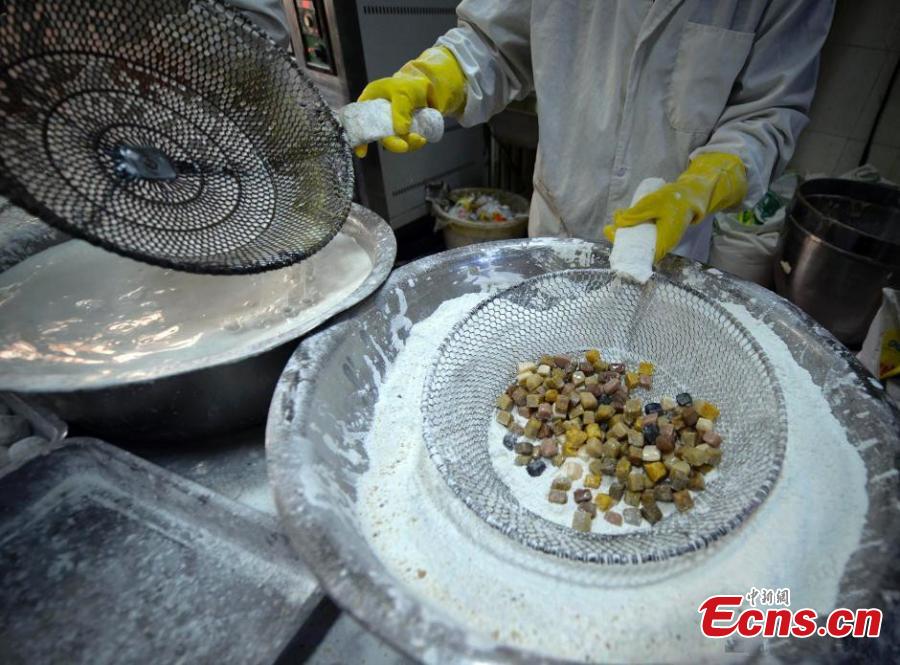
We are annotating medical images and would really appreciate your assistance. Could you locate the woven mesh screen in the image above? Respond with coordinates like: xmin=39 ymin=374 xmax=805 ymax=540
xmin=0 ymin=0 xmax=353 ymax=273
xmin=423 ymin=270 xmax=787 ymax=564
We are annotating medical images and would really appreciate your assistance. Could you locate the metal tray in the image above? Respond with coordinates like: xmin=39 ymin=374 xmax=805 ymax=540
xmin=0 ymin=438 xmax=320 ymax=664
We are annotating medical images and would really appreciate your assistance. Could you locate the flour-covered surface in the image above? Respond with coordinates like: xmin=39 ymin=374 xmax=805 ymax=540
xmin=0 ymin=439 xmax=318 ymax=665
xmin=267 ymin=239 xmax=900 ymax=664
xmin=608 ymin=177 xmax=665 ymax=284
xmin=128 ymin=426 xmax=276 ymax=516
xmin=339 ymin=100 xmax=443 ymax=147
xmin=0 ymin=204 xmax=394 ymax=392
xmin=356 ymin=294 xmax=863 ymax=661
xmin=421 ymin=271 xmax=786 ymax=564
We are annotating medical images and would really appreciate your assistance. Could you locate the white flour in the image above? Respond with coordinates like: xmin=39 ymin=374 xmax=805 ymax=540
xmin=608 ymin=224 xmax=657 ymax=284
xmin=358 ymin=295 xmax=868 ymax=663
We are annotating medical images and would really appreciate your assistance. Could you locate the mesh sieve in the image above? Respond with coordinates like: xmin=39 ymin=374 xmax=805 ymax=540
xmin=0 ymin=0 xmax=353 ymax=274
xmin=423 ymin=269 xmax=787 ymax=564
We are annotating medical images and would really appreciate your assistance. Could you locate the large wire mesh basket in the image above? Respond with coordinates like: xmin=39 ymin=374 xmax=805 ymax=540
xmin=423 ymin=270 xmax=787 ymax=564
xmin=0 ymin=0 xmax=353 ymax=274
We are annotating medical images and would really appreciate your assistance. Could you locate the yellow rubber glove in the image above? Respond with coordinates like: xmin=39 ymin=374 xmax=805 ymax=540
xmin=603 ymin=153 xmax=748 ymax=262
xmin=355 ymin=46 xmax=466 ymax=158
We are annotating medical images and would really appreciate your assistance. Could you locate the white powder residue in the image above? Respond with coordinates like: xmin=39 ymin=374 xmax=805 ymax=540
xmin=339 ymin=99 xmax=444 ymax=147
xmin=608 ymin=177 xmax=665 ymax=284
xmin=609 ymin=224 xmax=657 ymax=285
xmin=0 ymin=230 xmax=373 ymax=389
xmin=358 ymin=295 xmax=868 ymax=663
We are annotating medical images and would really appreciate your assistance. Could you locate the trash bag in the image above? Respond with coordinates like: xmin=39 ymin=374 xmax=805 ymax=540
xmin=859 ymin=288 xmax=900 ymax=405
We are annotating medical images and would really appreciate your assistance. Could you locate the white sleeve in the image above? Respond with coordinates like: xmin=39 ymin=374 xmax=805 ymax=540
xmin=692 ymin=0 xmax=835 ymax=204
xmin=436 ymin=0 xmax=533 ymax=127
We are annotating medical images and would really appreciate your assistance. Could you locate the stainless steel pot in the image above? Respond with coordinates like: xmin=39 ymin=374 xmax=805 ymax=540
xmin=34 ymin=343 xmax=297 ymax=442
xmin=774 ymin=178 xmax=900 ymax=346
xmin=0 ymin=204 xmax=396 ymax=442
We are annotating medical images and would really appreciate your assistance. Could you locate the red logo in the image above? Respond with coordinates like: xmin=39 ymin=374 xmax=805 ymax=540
xmin=698 ymin=595 xmax=882 ymax=639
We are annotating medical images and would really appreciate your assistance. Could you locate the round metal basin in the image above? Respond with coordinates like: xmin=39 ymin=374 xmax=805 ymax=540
xmin=267 ymin=239 xmax=900 ymax=663
xmin=0 ymin=204 xmax=395 ymax=441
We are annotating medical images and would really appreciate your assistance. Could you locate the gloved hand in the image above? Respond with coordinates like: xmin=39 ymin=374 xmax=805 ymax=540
xmin=603 ymin=153 xmax=748 ymax=262
xmin=354 ymin=46 xmax=466 ymax=158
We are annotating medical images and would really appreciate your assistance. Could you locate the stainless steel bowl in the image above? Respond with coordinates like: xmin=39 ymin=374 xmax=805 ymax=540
xmin=267 ymin=239 xmax=900 ymax=663
xmin=1 ymin=204 xmax=396 ymax=441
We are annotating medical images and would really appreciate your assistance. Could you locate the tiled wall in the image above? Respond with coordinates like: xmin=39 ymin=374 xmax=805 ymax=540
xmin=788 ymin=0 xmax=900 ymax=181
xmin=869 ymin=58 xmax=900 ymax=181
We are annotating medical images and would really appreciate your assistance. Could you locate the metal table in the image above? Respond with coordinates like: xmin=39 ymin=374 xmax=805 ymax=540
xmin=124 ymin=428 xmax=412 ymax=665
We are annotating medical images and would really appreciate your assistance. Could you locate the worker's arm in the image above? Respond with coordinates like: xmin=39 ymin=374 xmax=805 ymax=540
xmin=691 ymin=0 xmax=835 ymax=206
xmin=604 ymin=154 xmax=748 ymax=263
xmin=436 ymin=0 xmax=534 ymax=127
xmin=354 ymin=0 xmax=532 ymax=157
xmin=606 ymin=0 xmax=834 ymax=261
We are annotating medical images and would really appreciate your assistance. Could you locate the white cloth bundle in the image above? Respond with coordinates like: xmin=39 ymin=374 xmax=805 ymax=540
xmin=608 ymin=177 xmax=667 ymax=284
xmin=338 ymin=99 xmax=444 ymax=148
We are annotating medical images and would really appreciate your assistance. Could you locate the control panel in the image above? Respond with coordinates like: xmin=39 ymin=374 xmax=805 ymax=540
xmin=292 ymin=0 xmax=335 ymax=73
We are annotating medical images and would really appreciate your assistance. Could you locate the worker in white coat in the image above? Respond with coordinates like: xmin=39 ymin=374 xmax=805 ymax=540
xmin=354 ymin=1 xmax=834 ymax=263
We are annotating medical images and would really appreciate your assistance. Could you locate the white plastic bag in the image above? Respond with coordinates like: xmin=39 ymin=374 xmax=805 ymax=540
xmin=708 ymin=174 xmax=799 ymax=287
xmin=859 ymin=288 xmax=900 ymax=404
xmin=708 ymin=214 xmax=782 ymax=287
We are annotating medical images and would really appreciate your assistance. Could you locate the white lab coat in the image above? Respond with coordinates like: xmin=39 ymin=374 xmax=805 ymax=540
xmin=438 ymin=0 xmax=833 ymax=262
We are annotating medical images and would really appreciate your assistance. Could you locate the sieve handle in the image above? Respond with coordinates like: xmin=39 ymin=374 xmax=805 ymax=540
xmin=608 ymin=177 xmax=668 ymax=285
xmin=338 ymin=99 xmax=445 ymax=148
